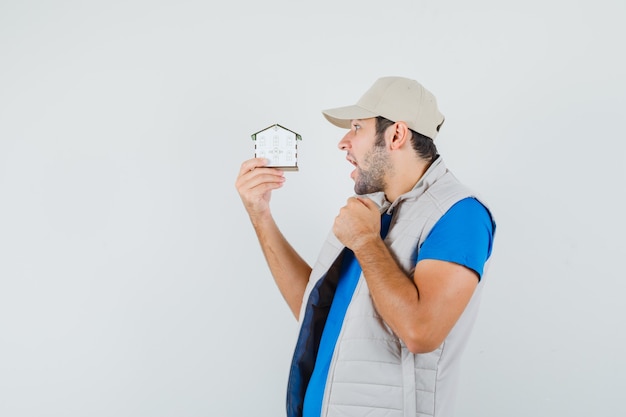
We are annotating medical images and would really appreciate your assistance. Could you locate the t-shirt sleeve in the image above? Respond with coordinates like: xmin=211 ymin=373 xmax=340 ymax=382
xmin=416 ymin=197 xmax=495 ymax=279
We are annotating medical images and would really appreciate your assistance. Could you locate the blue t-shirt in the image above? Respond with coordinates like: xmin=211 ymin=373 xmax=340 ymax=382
xmin=417 ymin=197 xmax=494 ymax=277
xmin=302 ymin=198 xmax=494 ymax=417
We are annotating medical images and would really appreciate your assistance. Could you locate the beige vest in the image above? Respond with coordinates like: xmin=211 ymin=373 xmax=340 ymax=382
xmin=298 ymin=157 xmax=493 ymax=417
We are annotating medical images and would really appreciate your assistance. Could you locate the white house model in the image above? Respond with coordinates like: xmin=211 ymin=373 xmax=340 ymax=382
xmin=251 ymin=124 xmax=302 ymax=171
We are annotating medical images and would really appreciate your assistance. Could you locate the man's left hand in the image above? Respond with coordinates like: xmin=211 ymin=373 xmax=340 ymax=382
xmin=333 ymin=197 xmax=381 ymax=251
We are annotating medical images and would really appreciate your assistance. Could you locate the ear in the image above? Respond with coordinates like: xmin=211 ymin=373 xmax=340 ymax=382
xmin=388 ymin=122 xmax=410 ymax=150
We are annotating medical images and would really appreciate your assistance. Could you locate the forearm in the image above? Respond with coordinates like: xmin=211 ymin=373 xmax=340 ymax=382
xmin=352 ymin=238 xmax=432 ymax=352
xmin=251 ymin=212 xmax=312 ymax=320
xmin=353 ymin=236 xmax=478 ymax=353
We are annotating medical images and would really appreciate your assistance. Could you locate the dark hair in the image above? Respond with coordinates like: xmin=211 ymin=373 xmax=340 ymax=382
xmin=375 ymin=116 xmax=438 ymax=161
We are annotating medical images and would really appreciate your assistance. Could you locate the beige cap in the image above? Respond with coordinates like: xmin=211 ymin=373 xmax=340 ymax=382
xmin=322 ymin=76 xmax=445 ymax=139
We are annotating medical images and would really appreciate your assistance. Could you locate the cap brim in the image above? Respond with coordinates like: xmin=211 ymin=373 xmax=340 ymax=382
xmin=322 ymin=105 xmax=379 ymax=129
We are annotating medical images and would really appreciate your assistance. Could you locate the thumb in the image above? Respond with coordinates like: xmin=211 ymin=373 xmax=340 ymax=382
xmin=357 ymin=196 xmax=382 ymax=212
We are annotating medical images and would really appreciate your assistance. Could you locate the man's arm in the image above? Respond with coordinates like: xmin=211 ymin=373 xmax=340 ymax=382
xmin=333 ymin=196 xmax=478 ymax=354
xmin=235 ymin=158 xmax=311 ymax=320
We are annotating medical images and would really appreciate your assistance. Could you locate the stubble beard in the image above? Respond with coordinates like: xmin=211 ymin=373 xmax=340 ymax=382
xmin=354 ymin=145 xmax=392 ymax=195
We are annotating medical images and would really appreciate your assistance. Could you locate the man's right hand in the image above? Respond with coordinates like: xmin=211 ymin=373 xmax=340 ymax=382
xmin=235 ymin=157 xmax=310 ymax=319
xmin=235 ymin=158 xmax=286 ymax=221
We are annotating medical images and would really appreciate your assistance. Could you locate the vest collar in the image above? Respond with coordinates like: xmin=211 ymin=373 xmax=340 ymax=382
xmin=361 ymin=156 xmax=448 ymax=215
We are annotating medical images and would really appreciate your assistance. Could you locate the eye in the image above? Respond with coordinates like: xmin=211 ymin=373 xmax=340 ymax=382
xmin=352 ymin=123 xmax=361 ymax=131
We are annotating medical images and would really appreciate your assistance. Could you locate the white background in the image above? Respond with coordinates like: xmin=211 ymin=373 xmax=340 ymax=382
xmin=1 ymin=1 xmax=624 ymax=416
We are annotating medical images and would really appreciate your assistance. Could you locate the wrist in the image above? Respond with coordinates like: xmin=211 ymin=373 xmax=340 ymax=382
xmin=350 ymin=232 xmax=383 ymax=254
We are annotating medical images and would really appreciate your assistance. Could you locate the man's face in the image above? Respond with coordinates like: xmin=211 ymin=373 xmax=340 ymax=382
xmin=338 ymin=118 xmax=392 ymax=195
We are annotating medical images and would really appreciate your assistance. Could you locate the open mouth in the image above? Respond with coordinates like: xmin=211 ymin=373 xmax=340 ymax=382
xmin=346 ymin=155 xmax=358 ymax=180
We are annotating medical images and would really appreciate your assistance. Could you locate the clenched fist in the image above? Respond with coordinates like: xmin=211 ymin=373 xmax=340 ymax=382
xmin=333 ymin=196 xmax=381 ymax=251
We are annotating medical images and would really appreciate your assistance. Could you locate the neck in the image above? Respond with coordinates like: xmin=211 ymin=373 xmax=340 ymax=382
xmin=384 ymin=157 xmax=432 ymax=202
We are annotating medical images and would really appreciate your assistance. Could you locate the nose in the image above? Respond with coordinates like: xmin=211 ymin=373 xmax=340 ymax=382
xmin=337 ymin=130 xmax=352 ymax=150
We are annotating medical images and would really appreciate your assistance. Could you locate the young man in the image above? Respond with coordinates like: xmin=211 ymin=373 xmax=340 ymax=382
xmin=235 ymin=76 xmax=496 ymax=417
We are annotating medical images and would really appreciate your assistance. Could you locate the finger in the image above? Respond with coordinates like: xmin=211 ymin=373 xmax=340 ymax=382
xmin=248 ymin=179 xmax=285 ymax=195
xmin=238 ymin=157 xmax=272 ymax=176
xmin=346 ymin=197 xmax=371 ymax=213
xmin=356 ymin=196 xmax=380 ymax=211
xmin=355 ymin=196 xmax=372 ymax=206
xmin=236 ymin=162 xmax=284 ymax=188
xmin=239 ymin=171 xmax=286 ymax=192
xmin=345 ymin=196 xmax=361 ymax=207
